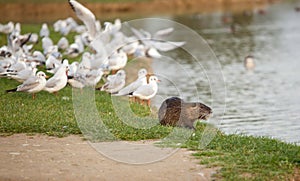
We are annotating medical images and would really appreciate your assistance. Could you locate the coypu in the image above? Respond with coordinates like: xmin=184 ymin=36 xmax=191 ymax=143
xmin=158 ymin=97 xmax=212 ymax=129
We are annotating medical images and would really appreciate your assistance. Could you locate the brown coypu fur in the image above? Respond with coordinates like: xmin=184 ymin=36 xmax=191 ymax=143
xmin=158 ymin=97 xmax=212 ymax=129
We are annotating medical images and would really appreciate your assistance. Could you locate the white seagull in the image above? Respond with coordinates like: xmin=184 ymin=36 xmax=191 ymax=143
xmin=8 ymin=62 xmax=37 ymax=83
xmin=131 ymin=75 xmax=160 ymax=106
xmin=131 ymin=27 xmax=186 ymax=58
xmin=26 ymin=51 xmax=46 ymax=65
xmin=57 ymin=37 xmax=69 ymax=50
xmin=108 ymin=50 xmax=128 ymax=74
xmin=114 ymin=68 xmax=148 ymax=96
xmin=40 ymin=23 xmax=50 ymax=37
xmin=100 ymin=70 xmax=126 ymax=94
xmin=68 ymin=68 xmax=103 ymax=89
xmin=44 ymin=64 xmax=69 ymax=94
xmin=0 ymin=21 xmax=14 ymax=34
xmin=6 ymin=71 xmax=47 ymax=99
xmin=42 ymin=36 xmax=54 ymax=55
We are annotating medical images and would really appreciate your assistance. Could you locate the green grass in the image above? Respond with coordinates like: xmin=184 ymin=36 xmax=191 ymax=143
xmin=0 ymin=24 xmax=300 ymax=180
xmin=185 ymin=124 xmax=300 ymax=180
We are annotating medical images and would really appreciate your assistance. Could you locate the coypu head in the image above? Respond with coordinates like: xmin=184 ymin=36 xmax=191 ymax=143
xmin=184 ymin=102 xmax=212 ymax=121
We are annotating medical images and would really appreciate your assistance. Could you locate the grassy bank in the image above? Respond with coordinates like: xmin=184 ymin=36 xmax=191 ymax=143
xmin=0 ymin=24 xmax=299 ymax=180
xmin=186 ymin=124 xmax=300 ymax=180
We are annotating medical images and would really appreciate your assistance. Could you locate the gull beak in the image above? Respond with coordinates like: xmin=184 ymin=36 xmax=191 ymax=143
xmin=45 ymin=75 xmax=50 ymax=78
xmin=157 ymin=79 xmax=161 ymax=83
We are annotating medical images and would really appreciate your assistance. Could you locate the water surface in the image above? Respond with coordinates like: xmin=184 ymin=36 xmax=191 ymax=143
xmin=151 ymin=1 xmax=300 ymax=144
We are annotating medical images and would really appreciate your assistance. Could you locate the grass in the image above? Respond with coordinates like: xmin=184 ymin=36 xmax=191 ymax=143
xmin=185 ymin=123 xmax=300 ymax=180
xmin=0 ymin=24 xmax=300 ymax=180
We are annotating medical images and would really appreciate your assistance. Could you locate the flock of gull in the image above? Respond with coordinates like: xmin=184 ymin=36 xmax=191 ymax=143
xmin=0 ymin=0 xmax=185 ymax=106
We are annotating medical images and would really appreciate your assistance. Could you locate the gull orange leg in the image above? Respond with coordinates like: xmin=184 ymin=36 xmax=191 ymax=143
xmin=147 ymin=99 xmax=150 ymax=107
xmin=136 ymin=97 xmax=140 ymax=104
xmin=32 ymin=93 xmax=36 ymax=99
xmin=111 ymin=69 xmax=118 ymax=75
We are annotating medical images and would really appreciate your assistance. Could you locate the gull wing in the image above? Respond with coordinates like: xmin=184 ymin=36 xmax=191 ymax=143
xmin=133 ymin=84 xmax=154 ymax=97
xmin=117 ymin=79 xmax=142 ymax=95
xmin=153 ymin=27 xmax=174 ymax=40
xmin=69 ymin=0 xmax=97 ymax=38
xmin=150 ymin=40 xmax=186 ymax=52
xmin=130 ymin=27 xmax=152 ymax=47
xmin=17 ymin=77 xmax=39 ymax=92
xmin=45 ymin=76 xmax=59 ymax=88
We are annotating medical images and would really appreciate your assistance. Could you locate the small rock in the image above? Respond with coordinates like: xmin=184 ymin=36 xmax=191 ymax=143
xmin=198 ymin=172 xmax=205 ymax=177
xmin=9 ymin=152 xmax=21 ymax=155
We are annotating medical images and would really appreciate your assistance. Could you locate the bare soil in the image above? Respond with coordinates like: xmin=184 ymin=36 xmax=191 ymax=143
xmin=0 ymin=134 xmax=217 ymax=181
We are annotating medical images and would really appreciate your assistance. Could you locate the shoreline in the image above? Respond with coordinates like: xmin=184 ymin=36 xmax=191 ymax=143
xmin=0 ymin=0 xmax=278 ymax=23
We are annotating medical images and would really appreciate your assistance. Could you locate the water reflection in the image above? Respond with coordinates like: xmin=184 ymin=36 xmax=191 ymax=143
xmin=152 ymin=1 xmax=300 ymax=144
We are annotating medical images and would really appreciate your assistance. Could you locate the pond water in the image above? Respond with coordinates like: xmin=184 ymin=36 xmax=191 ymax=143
xmin=148 ymin=1 xmax=300 ymax=144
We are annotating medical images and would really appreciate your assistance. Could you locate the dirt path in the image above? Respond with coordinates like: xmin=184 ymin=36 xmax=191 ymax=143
xmin=0 ymin=134 xmax=217 ymax=181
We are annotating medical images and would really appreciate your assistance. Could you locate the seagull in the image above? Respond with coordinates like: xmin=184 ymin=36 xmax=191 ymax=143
xmin=64 ymin=35 xmax=84 ymax=58
xmin=68 ymin=0 xmax=97 ymax=39
xmin=54 ymin=19 xmax=72 ymax=35
xmin=68 ymin=68 xmax=103 ymax=89
xmin=131 ymin=75 xmax=160 ymax=106
xmin=108 ymin=50 xmax=128 ymax=74
xmin=8 ymin=62 xmax=37 ymax=82
xmin=0 ymin=56 xmax=15 ymax=75
xmin=28 ymin=33 xmax=39 ymax=44
xmin=67 ymin=61 xmax=79 ymax=77
xmin=104 ymin=18 xmax=122 ymax=35
xmin=99 ymin=69 xmax=126 ymax=94
xmin=10 ymin=33 xmax=32 ymax=53
xmin=84 ymin=68 xmax=104 ymax=86
xmin=130 ymin=27 xmax=185 ymax=58
xmin=26 ymin=51 xmax=46 ymax=65
xmin=40 ymin=23 xmax=49 ymax=37
xmin=47 ymin=59 xmax=69 ymax=74
xmin=121 ymin=36 xmax=139 ymax=55
xmin=6 ymin=61 xmax=27 ymax=73
xmin=0 ymin=46 xmax=12 ymax=58
xmin=114 ymin=68 xmax=148 ymax=96
xmin=6 ymin=71 xmax=47 ymax=99
xmin=44 ymin=64 xmax=69 ymax=94
xmin=0 ymin=21 xmax=14 ymax=34
xmin=57 ymin=37 xmax=69 ymax=50
xmin=45 ymin=55 xmax=62 ymax=72
xmin=42 ymin=36 xmax=54 ymax=55
xmin=12 ymin=22 xmax=21 ymax=37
